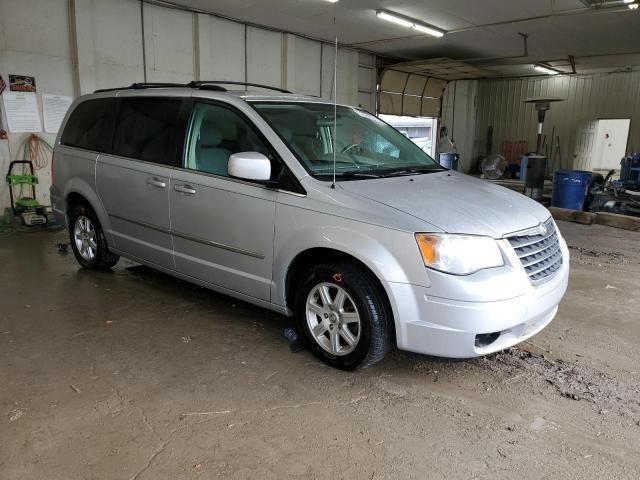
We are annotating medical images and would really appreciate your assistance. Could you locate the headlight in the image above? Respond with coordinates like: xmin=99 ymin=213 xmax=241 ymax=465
xmin=415 ymin=233 xmax=504 ymax=275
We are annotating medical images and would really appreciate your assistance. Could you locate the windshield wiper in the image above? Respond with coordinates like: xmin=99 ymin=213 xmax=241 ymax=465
xmin=313 ymin=170 xmax=383 ymax=180
xmin=340 ymin=170 xmax=384 ymax=178
xmin=380 ymin=166 xmax=442 ymax=177
xmin=313 ymin=167 xmax=440 ymax=180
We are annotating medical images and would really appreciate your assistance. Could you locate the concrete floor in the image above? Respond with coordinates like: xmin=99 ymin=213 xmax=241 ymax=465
xmin=1 ymin=222 xmax=640 ymax=479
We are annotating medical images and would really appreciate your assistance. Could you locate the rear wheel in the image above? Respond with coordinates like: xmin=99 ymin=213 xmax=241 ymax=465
xmin=294 ymin=262 xmax=390 ymax=370
xmin=69 ymin=204 xmax=119 ymax=270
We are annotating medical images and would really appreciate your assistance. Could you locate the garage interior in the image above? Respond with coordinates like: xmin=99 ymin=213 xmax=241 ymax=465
xmin=1 ymin=0 xmax=640 ymax=478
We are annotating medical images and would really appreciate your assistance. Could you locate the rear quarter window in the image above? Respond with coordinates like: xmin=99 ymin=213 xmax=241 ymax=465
xmin=112 ymin=98 xmax=182 ymax=165
xmin=60 ymin=98 xmax=117 ymax=152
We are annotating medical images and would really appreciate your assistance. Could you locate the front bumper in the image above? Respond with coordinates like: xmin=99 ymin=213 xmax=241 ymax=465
xmin=386 ymin=237 xmax=570 ymax=358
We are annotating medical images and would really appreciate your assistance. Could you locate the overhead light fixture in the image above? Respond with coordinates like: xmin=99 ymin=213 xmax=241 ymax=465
xmin=629 ymin=3 xmax=639 ymax=9
xmin=412 ymin=23 xmax=445 ymax=38
xmin=376 ymin=11 xmax=413 ymax=28
xmin=533 ymin=64 xmax=560 ymax=75
xmin=623 ymin=0 xmax=634 ymax=3
xmin=376 ymin=9 xmax=445 ymax=38
xmin=324 ymin=0 xmax=339 ymax=3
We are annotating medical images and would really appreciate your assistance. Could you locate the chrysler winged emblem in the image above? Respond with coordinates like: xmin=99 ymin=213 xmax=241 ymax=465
xmin=538 ymin=223 xmax=548 ymax=236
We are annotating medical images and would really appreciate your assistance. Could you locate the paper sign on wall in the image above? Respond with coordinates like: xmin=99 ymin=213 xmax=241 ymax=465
xmin=42 ymin=94 xmax=73 ymax=133
xmin=2 ymin=91 xmax=42 ymax=133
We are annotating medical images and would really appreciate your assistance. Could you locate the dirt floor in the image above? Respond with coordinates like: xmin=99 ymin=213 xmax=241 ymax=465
xmin=1 ymin=221 xmax=639 ymax=479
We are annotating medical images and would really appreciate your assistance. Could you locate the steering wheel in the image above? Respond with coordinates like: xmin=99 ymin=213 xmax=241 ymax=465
xmin=340 ymin=143 xmax=361 ymax=154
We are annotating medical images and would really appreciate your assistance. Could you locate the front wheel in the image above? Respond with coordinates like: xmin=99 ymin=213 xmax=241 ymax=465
xmin=294 ymin=262 xmax=391 ymax=370
xmin=69 ymin=204 xmax=119 ymax=270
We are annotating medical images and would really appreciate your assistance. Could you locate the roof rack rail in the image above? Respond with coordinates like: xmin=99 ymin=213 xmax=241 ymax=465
xmin=130 ymin=82 xmax=191 ymax=89
xmin=94 ymin=82 xmax=227 ymax=94
xmin=188 ymin=81 xmax=292 ymax=94
xmin=94 ymin=81 xmax=291 ymax=94
xmin=95 ymin=82 xmax=185 ymax=93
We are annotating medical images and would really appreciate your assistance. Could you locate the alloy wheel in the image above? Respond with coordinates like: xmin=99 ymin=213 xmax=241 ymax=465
xmin=306 ymin=282 xmax=361 ymax=356
xmin=73 ymin=215 xmax=97 ymax=261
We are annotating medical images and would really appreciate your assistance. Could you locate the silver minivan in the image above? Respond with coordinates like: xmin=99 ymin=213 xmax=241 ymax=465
xmin=51 ymin=81 xmax=569 ymax=370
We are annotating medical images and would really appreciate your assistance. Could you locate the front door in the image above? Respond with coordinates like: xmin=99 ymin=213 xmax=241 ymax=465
xmin=96 ymin=97 xmax=184 ymax=270
xmin=170 ymin=101 xmax=278 ymax=301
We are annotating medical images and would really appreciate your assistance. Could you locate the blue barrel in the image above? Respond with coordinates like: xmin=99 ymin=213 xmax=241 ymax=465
xmin=439 ymin=152 xmax=459 ymax=170
xmin=551 ymin=170 xmax=592 ymax=210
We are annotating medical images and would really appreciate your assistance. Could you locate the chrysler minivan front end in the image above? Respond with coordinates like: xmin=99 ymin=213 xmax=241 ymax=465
xmin=388 ymin=218 xmax=569 ymax=358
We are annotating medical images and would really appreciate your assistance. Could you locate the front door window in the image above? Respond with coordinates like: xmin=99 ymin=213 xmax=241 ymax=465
xmin=185 ymin=103 xmax=272 ymax=178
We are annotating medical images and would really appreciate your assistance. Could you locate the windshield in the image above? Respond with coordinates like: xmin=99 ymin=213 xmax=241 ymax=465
xmin=251 ymin=102 xmax=442 ymax=179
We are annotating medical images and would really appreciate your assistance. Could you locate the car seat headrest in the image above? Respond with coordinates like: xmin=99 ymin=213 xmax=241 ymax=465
xmin=199 ymin=122 xmax=223 ymax=147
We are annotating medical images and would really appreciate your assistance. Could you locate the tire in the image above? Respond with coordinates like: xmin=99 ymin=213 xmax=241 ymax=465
xmin=294 ymin=262 xmax=390 ymax=370
xmin=68 ymin=203 xmax=119 ymax=270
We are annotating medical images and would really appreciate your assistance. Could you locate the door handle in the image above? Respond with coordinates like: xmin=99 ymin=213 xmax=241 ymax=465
xmin=146 ymin=177 xmax=166 ymax=188
xmin=174 ymin=184 xmax=197 ymax=195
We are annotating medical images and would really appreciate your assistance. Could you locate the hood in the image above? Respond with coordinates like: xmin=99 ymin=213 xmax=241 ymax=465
xmin=337 ymin=171 xmax=550 ymax=237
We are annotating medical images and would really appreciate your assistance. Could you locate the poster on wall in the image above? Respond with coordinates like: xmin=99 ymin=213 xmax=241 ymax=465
xmin=2 ymin=91 xmax=42 ymax=132
xmin=9 ymin=74 xmax=37 ymax=93
xmin=42 ymin=94 xmax=73 ymax=133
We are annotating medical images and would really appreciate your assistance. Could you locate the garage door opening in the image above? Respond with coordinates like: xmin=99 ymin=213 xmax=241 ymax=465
xmin=379 ymin=114 xmax=438 ymax=158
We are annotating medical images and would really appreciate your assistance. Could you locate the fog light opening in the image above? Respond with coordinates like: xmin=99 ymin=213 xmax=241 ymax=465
xmin=475 ymin=331 xmax=501 ymax=348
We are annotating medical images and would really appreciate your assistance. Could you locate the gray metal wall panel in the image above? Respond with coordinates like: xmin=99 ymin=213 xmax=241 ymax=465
xmin=246 ymin=27 xmax=283 ymax=89
xmin=199 ymin=16 xmax=245 ymax=82
xmin=286 ymin=35 xmax=321 ymax=97
xmin=143 ymin=3 xmax=194 ymax=83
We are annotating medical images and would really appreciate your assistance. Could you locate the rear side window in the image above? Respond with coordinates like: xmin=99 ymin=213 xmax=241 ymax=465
xmin=60 ymin=98 xmax=117 ymax=152
xmin=112 ymin=98 xmax=182 ymax=165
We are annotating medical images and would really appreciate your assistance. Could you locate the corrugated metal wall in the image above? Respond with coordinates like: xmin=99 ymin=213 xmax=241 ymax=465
xmin=440 ymin=80 xmax=478 ymax=172
xmin=475 ymin=71 xmax=640 ymax=169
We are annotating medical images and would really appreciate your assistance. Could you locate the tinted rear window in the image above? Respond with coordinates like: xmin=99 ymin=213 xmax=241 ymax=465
xmin=60 ymin=98 xmax=117 ymax=152
xmin=112 ymin=98 xmax=182 ymax=165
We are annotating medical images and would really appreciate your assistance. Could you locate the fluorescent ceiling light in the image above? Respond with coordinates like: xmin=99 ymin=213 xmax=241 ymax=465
xmin=412 ymin=24 xmax=445 ymax=38
xmin=376 ymin=11 xmax=413 ymax=28
xmin=324 ymin=0 xmax=339 ymax=3
xmin=376 ymin=9 xmax=445 ymax=37
xmin=534 ymin=64 xmax=560 ymax=75
xmin=629 ymin=3 xmax=639 ymax=9
xmin=623 ymin=0 xmax=634 ymax=3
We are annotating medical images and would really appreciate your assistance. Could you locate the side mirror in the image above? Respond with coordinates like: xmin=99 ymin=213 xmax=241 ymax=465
xmin=228 ymin=152 xmax=271 ymax=182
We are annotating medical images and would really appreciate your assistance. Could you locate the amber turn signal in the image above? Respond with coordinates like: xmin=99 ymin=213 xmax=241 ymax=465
xmin=415 ymin=233 xmax=439 ymax=265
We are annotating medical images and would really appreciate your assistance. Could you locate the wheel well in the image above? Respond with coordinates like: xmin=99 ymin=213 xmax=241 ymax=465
xmin=65 ymin=192 xmax=90 ymax=216
xmin=285 ymin=247 xmax=396 ymax=342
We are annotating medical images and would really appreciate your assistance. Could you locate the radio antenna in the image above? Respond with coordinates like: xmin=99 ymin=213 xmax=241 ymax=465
xmin=331 ymin=13 xmax=338 ymax=189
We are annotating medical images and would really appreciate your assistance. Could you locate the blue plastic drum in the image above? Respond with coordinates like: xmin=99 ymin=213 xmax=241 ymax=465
xmin=551 ymin=170 xmax=592 ymax=210
xmin=439 ymin=152 xmax=459 ymax=170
